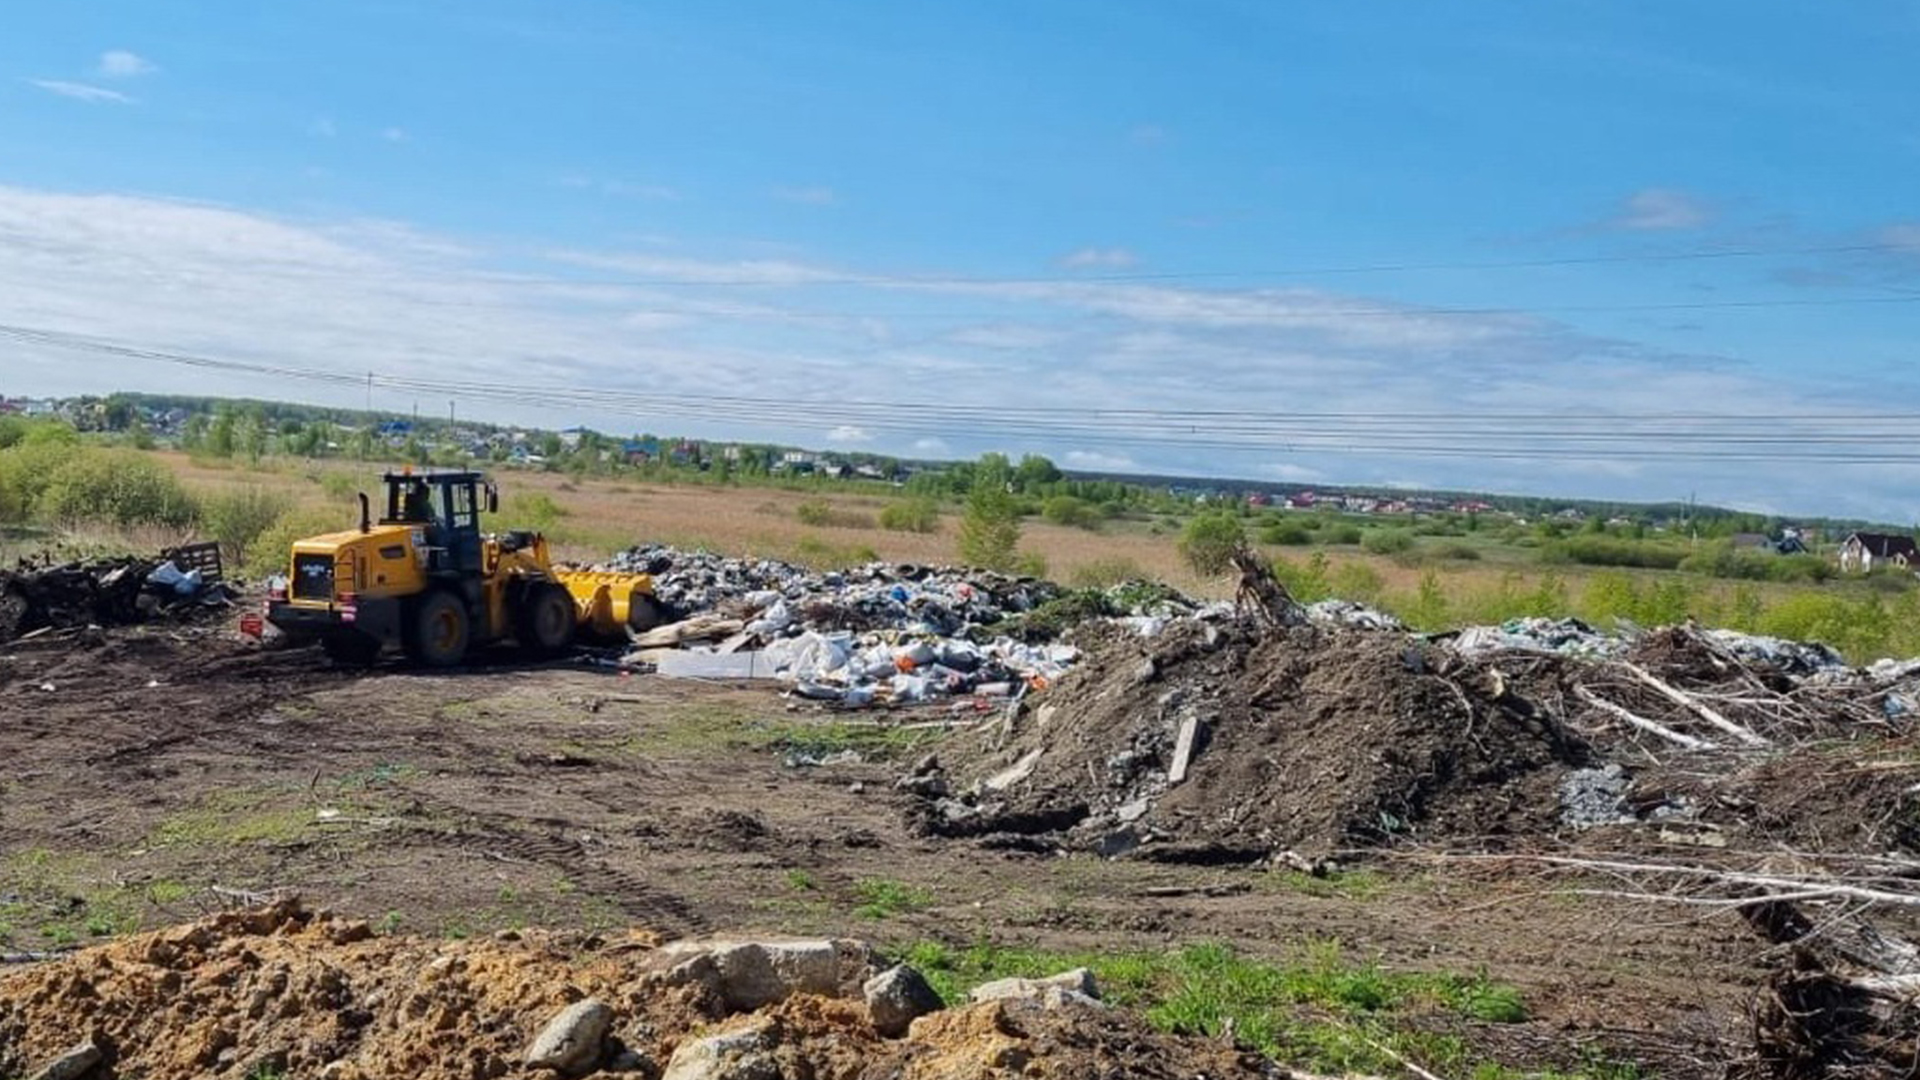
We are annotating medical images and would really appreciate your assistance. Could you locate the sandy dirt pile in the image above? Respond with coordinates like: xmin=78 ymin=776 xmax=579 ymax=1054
xmin=0 ymin=901 xmax=1276 ymax=1080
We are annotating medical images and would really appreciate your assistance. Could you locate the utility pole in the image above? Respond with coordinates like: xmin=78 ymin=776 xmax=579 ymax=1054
xmin=365 ymin=371 xmax=373 ymax=416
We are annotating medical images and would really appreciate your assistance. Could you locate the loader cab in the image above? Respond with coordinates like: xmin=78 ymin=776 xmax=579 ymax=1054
xmin=378 ymin=469 xmax=497 ymax=574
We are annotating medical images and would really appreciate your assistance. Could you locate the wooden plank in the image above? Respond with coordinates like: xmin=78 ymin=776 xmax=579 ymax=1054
xmin=1168 ymin=715 xmax=1203 ymax=784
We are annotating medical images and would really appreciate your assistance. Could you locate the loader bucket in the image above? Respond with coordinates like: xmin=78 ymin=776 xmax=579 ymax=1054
xmin=554 ymin=570 xmax=661 ymax=637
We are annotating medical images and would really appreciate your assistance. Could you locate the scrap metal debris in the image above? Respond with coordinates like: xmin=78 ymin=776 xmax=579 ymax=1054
xmin=0 ymin=543 xmax=236 ymax=644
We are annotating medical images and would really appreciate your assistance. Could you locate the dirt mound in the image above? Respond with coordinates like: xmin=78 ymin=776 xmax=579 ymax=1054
xmin=922 ymin=619 xmax=1590 ymax=859
xmin=0 ymin=901 xmax=1274 ymax=1080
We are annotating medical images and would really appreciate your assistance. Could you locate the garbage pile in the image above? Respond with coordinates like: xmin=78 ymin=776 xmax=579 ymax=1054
xmin=0 ymin=545 xmax=237 ymax=644
xmin=897 ymin=599 xmax=1920 ymax=862
xmin=603 ymin=546 xmax=1424 ymax=709
xmin=0 ymin=899 xmax=1271 ymax=1080
xmin=602 ymin=546 xmax=1094 ymax=707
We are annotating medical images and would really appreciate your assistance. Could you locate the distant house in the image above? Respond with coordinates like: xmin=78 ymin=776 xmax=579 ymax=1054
xmin=622 ymin=438 xmax=660 ymax=465
xmin=559 ymin=426 xmax=590 ymax=450
xmin=1246 ymin=492 xmax=1273 ymax=508
xmin=1286 ymin=492 xmax=1318 ymax=510
xmin=1729 ymin=533 xmax=1774 ymax=551
xmin=1839 ymin=532 xmax=1920 ymax=573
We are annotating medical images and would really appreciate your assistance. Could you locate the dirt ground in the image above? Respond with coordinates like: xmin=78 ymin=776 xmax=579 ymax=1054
xmin=0 ymin=623 xmax=1801 ymax=1076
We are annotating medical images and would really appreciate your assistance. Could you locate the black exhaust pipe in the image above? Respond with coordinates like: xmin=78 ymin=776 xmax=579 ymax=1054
xmin=358 ymin=492 xmax=371 ymax=533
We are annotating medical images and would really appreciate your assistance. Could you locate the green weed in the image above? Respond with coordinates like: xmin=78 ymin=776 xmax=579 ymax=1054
xmin=892 ymin=938 xmax=1569 ymax=1077
xmin=852 ymin=878 xmax=933 ymax=918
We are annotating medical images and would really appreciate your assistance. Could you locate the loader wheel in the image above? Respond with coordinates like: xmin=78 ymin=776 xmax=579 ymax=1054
xmin=404 ymin=590 xmax=470 ymax=668
xmin=518 ymin=583 xmax=576 ymax=655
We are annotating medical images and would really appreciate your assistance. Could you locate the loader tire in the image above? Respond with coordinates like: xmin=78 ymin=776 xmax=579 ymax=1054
xmin=403 ymin=590 xmax=470 ymax=668
xmin=518 ymin=582 xmax=575 ymax=655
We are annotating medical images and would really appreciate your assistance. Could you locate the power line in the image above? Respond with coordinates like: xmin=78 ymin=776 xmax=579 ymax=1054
xmin=11 ymin=322 xmax=1920 ymax=466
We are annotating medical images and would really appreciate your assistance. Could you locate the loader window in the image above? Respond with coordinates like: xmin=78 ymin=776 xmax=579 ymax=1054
xmin=448 ymin=482 xmax=478 ymax=531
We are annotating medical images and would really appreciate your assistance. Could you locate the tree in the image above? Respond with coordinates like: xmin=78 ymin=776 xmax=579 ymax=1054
xmin=1178 ymin=511 xmax=1246 ymax=575
xmin=1014 ymin=454 xmax=1061 ymax=491
xmin=958 ymin=458 xmax=1021 ymax=571
xmin=206 ymin=406 xmax=237 ymax=458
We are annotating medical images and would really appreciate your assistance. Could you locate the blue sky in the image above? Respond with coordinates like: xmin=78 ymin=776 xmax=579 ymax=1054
xmin=2 ymin=2 xmax=1918 ymax=517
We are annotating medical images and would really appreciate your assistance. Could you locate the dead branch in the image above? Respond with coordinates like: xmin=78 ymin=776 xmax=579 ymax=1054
xmin=1619 ymin=661 xmax=1771 ymax=748
xmin=1574 ymin=685 xmax=1718 ymax=751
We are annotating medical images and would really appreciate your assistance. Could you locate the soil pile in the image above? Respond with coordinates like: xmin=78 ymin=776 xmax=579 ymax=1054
xmin=920 ymin=619 xmax=1591 ymax=859
xmin=0 ymin=901 xmax=1276 ymax=1080
xmin=915 ymin=614 xmax=1920 ymax=861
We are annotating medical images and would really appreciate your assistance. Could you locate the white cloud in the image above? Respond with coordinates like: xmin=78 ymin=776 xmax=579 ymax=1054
xmin=1064 ymin=450 xmax=1135 ymax=470
xmin=945 ymin=324 xmax=1066 ymax=350
xmin=26 ymin=79 xmax=133 ymax=105
xmin=1128 ymin=123 xmax=1167 ymax=145
xmin=309 ymin=116 xmax=338 ymax=138
xmin=95 ymin=50 xmax=156 ymax=78
xmin=1612 ymin=187 xmax=1712 ymax=231
xmin=772 ymin=186 xmax=836 ymax=205
xmin=1 ymin=182 xmax=1914 ymax=518
xmin=1879 ymin=222 xmax=1920 ymax=253
xmin=381 ymin=127 xmax=410 ymax=143
xmin=1057 ymin=247 xmax=1140 ymax=270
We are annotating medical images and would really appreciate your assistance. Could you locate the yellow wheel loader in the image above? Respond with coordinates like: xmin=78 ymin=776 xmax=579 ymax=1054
xmin=265 ymin=469 xmax=662 ymax=667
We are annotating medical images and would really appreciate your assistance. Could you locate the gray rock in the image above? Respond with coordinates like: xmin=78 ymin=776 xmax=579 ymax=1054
xmin=1558 ymin=764 xmax=1633 ymax=828
xmin=863 ymin=964 xmax=945 ymax=1037
xmin=660 ymin=938 xmax=853 ymax=1012
xmin=30 ymin=1041 xmax=102 ymax=1080
xmin=660 ymin=1020 xmax=779 ymax=1080
xmin=895 ymin=773 xmax=949 ymax=799
xmin=525 ymin=998 xmax=612 ymax=1076
xmin=968 ymin=967 xmax=1100 ymax=1005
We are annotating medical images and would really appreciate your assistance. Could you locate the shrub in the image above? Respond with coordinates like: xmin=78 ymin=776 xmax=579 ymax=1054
xmin=796 ymin=498 xmax=876 ymax=530
xmin=878 ymin=497 xmax=941 ymax=533
xmin=958 ymin=482 xmax=1021 ymax=572
xmin=1041 ymin=495 xmax=1102 ymax=531
xmin=1323 ymin=524 xmax=1363 ymax=545
xmin=1068 ymin=557 xmax=1151 ymax=588
xmin=0 ymin=437 xmax=87 ymax=519
xmin=1258 ymin=520 xmax=1312 ymax=545
xmin=1330 ymin=561 xmax=1385 ymax=602
xmin=39 ymin=449 xmax=198 ymax=529
xmin=1270 ymin=551 xmax=1332 ymax=602
xmin=501 ymin=492 xmax=571 ymax=532
xmin=1178 ymin=512 xmax=1246 ymax=576
xmin=319 ymin=471 xmax=360 ymax=500
xmin=1543 ymin=535 xmax=1686 ymax=570
xmin=1429 ymin=542 xmax=1481 ymax=562
xmin=244 ymin=506 xmax=353 ymax=576
xmin=1359 ymin=528 xmax=1413 ymax=555
xmin=200 ymin=487 xmax=295 ymax=566
xmin=1014 ymin=550 xmax=1049 ymax=578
